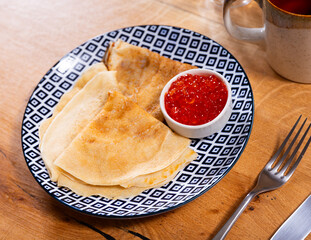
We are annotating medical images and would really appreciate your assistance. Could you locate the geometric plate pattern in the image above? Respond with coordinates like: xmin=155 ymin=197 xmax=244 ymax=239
xmin=21 ymin=25 xmax=254 ymax=218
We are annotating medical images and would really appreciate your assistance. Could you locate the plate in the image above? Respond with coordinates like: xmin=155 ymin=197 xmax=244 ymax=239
xmin=21 ymin=25 xmax=254 ymax=218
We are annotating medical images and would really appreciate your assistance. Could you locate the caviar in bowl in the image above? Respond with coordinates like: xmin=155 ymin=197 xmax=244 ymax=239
xmin=160 ymin=69 xmax=232 ymax=138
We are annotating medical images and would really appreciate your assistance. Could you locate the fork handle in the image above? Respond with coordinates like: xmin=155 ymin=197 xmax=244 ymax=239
xmin=212 ymin=190 xmax=258 ymax=240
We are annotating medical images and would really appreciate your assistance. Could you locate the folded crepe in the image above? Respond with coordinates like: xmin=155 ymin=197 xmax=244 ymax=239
xmin=104 ymin=40 xmax=196 ymax=121
xmin=54 ymin=91 xmax=196 ymax=186
xmin=119 ymin=147 xmax=195 ymax=188
xmin=57 ymin=147 xmax=196 ymax=199
xmin=39 ymin=62 xmax=107 ymax=140
xmin=39 ymin=42 xmax=199 ymax=199
xmin=57 ymin=172 xmax=156 ymax=200
xmin=40 ymin=71 xmax=119 ymax=181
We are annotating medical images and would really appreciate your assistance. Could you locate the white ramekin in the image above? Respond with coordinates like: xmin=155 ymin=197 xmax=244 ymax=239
xmin=160 ymin=69 xmax=232 ymax=138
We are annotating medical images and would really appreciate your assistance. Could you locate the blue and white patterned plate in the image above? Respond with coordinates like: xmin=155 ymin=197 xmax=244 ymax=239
xmin=21 ymin=25 xmax=253 ymax=218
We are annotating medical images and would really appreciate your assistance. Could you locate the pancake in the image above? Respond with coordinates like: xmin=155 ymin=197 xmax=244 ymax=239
xmin=119 ymin=147 xmax=197 ymax=188
xmin=104 ymin=40 xmax=196 ymax=121
xmin=57 ymin=171 xmax=161 ymax=200
xmin=39 ymin=62 xmax=107 ymax=140
xmin=57 ymin=148 xmax=196 ymax=199
xmin=54 ymin=91 xmax=192 ymax=186
xmin=39 ymin=42 xmax=200 ymax=199
xmin=40 ymin=71 xmax=118 ymax=181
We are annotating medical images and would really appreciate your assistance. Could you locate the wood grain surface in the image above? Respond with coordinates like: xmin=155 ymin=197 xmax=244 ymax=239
xmin=1 ymin=0 xmax=311 ymax=239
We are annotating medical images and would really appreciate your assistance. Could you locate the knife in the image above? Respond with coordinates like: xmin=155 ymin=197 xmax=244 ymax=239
xmin=271 ymin=195 xmax=311 ymax=240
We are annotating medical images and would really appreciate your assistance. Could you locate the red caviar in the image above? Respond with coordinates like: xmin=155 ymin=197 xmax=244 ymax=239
xmin=165 ymin=74 xmax=228 ymax=125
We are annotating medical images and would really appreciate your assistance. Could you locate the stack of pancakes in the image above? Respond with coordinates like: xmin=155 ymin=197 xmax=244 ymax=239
xmin=39 ymin=40 xmax=198 ymax=199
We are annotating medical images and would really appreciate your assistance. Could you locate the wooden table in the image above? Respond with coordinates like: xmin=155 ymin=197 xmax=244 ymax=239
xmin=1 ymin=0 xmax=311 ymax=239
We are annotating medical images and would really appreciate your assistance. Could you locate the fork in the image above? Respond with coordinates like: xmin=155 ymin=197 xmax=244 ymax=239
xmin=213 ymin=116 xmax=311 ymax=240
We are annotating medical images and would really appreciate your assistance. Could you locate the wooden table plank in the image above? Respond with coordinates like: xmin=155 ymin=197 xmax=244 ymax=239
xmin=1 ymin=0 xmax=310 ymax=239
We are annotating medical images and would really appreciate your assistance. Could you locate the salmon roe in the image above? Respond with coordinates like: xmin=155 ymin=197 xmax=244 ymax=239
xmin=164 ymin=74 xmax=228 ymax=125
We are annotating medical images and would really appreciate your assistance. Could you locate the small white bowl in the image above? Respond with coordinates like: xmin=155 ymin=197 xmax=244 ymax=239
xmin=160 ymin=69 xmax=232 ymax=138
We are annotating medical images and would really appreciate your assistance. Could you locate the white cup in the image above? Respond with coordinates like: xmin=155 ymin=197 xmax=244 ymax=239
xmin=223 ymin=0 xmax=311 ymax=83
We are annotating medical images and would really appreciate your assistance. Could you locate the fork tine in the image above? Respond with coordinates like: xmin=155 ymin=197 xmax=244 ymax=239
xmin=284 ymin=134 xmax=311 ymax=180
xmin=273 ymin=117 xmax=307 ymax=171
xmin=265 ymin=115 xmax=302 ymax=170
xmin=278 ymin=123 xmax=311 ymax=176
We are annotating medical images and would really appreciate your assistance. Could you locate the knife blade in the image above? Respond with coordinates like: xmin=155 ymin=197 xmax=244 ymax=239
xmin=271 ymin=195 xmax=311 ymax=240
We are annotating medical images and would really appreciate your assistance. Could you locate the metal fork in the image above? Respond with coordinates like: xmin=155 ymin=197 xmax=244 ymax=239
xmin=213 ymin=116 xmax=311 ymax=240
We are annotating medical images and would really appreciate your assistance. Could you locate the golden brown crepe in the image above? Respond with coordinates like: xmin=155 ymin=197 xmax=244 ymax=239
xmin=120 ymin=147 xmax=196 ymax=188
xmin=57 ymin=170 xmax=153 ymax=200
xmin=40 ymin=71 xmax=118 ymax=181
xmin=104 ymin=40 xmax=196 ymax=121
xmin=39 ymin=42 xmax=199 ymax=199
xmin=57 ymin=147 xmax=196 ymax=199
xmin=54 ymin=91 xmax=193 ymax=186
xmin=39 ymin=62 xmax=107 ymax=140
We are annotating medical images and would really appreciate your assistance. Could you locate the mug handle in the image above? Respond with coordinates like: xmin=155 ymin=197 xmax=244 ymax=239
xmin=223 ymin=0 xmax=265 ymax=41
